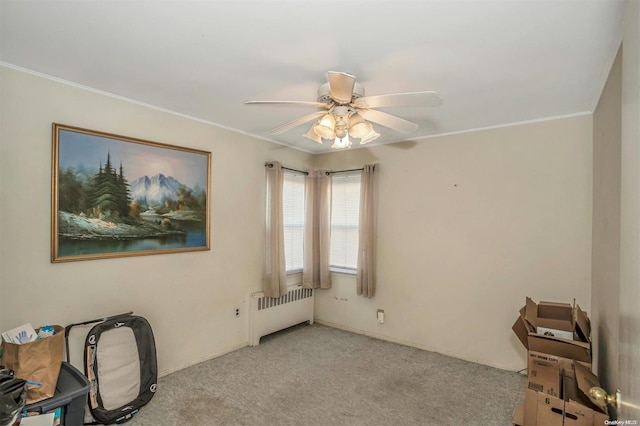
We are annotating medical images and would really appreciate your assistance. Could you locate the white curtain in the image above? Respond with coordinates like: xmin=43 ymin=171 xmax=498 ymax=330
xmin=263 ymin=161 xmax=287 ymax=298
xmin=302 ymin=170 xmax=332 ymax=289
xmin=357 ymin=164 xmax=377 ymax=298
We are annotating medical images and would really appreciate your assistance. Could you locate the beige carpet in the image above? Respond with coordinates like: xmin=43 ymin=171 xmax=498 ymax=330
xmin=126 ymin=323 xmax=526 ymax=425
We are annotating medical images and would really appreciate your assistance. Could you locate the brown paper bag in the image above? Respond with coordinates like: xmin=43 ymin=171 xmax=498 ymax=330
xmin=0 ymin=325 xmax=64 ymax=404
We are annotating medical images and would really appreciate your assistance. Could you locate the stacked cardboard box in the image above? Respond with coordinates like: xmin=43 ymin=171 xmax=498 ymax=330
xmin=511 ymin=297 xmax=609 ymax=425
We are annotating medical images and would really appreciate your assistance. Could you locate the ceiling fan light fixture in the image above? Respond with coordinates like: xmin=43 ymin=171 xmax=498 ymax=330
xmin=349 ymin=119 xmax=373 ymax=139
xmin=359 ymin=129 xmax=380 ymax=145
xmin=303 ymin=127 xmax=323 ymax=144
xmin=313 ymin=114 xmax=336 ymax=139
xmin=318 ymin=113 xmax=335 ymax=128
xmin=331 ymin=134 xmax=351 ymax=149
xmin=314 ymin=124 xmax=336 ymax=140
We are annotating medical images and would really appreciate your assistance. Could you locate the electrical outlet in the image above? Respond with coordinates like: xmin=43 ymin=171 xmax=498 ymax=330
xmin=377 ymin=309 xmax=384 ymax=324
xmin=235 ymin=308 xmax=240 ymax=317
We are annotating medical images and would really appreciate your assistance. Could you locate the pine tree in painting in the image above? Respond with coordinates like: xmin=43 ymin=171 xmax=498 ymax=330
xmin=84 ymin=152 xmax=131 ymax=221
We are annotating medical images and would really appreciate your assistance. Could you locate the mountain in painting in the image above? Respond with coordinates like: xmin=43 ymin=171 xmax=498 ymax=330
xmin=129 ymin=173 xmax=184 ymax=207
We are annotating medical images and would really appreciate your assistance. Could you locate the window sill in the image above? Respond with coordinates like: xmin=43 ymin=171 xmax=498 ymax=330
xmin=285 ymin=271 xmax=303 ymax=286
xmin=286 ymin=268 xmax=356 ymax=279
xmin=330 ymin=267 xmax=357 ymax=275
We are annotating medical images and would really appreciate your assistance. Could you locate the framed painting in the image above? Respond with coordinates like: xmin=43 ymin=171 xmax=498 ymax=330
xmin=51 ymin=124 xmax=211 ymax=262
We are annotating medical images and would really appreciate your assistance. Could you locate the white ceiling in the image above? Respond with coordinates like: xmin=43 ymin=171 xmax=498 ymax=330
xmin=0 ymin=0 xmax=626 ymax=153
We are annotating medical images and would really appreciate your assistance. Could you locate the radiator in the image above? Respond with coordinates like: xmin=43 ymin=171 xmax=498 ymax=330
xmin=248 ymin=285 xmax=314 ymax=346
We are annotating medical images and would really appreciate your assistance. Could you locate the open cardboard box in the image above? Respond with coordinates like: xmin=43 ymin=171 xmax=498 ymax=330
xmin=512 ymin=297 xmax=592 ymax=363
xmin=522 ymin=362 xmax=609 ymax=425
xmin=528 ymin=351 xmax=592 ymax=378
xmin=524 ymin=356 xmax=596 ymax=400
xmin=528 ymin=298 xmax=574 ymax=340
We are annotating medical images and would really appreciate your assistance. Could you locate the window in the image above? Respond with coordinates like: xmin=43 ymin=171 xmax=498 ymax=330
xmin=282 ymin=171 xmax=305 ymax=272
xmin=330 ymin=172 xmax=361 ymax=271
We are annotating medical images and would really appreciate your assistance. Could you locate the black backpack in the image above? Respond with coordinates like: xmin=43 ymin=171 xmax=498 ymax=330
xmin=66 ymin=313 xmax=157 ymax=424
xmin=0 ymin=370 xmax=26 ymax=426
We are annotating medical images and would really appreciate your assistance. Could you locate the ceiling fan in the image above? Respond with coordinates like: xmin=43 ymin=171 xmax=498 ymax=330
xmin=245 ymin=71 xmax=442 ymax=149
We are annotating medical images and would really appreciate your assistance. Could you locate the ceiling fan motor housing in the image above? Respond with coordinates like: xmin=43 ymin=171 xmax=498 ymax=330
xmin=317 ymin=82 xmax=364 ymax=104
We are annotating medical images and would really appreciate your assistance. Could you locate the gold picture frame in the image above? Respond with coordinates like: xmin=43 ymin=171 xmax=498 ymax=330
xmin=51 ymin=123 xmax=211 ymax=262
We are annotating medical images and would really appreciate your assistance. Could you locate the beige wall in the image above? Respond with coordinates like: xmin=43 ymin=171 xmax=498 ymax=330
xmin=0 ymin=66 xmax=313 ymax=375
xmin=312 ymin=116 xmax=593 ymax=371
xmin=592 ymin=45 xmax=622 ymax=392
xmin=0 ymin=63 xmax=608 ymax=378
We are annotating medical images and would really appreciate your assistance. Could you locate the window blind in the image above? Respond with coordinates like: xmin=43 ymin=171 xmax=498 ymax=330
xmin=330 ymin=172 xmax=361 ymax=270
xmin=282 ymin=171 xmax=305 ymax=271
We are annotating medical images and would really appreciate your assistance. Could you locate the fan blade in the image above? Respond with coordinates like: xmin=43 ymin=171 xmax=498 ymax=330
xmin=353 ymin=91 xmax=442 ymax=109
xmin=245 ymin=100 xmax=328 ymax=108
xmin=303 ymin=126 xmax=323 ymax=144
xmin=270 ymin=111 xmax=326 ymax=135
xmin=358 ymin=109 xmax=419 ymax=134
xmin=328 ymin=71 xmax=356 ymax=104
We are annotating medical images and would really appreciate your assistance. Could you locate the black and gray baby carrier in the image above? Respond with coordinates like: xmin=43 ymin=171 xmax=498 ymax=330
xmin=65 ymin=313 xmax=157 ymax=424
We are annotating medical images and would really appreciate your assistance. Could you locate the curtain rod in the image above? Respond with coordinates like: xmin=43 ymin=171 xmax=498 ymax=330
xmin=264 ymin=162 xmax=308 ymax=175
xmin=264 ymin=163 xmax=370 ymax=176
xmin=325 ymin=167 xmax=365 ymax=175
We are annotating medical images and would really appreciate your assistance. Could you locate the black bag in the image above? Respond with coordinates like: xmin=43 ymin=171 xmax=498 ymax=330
xmin=0 ymin=369 xmax=26 ymax=426
xmin=66 ymin=313 xmax=157 ymax=425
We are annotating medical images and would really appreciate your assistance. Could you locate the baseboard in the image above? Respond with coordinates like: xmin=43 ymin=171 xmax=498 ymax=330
xmin=158 ymin=341 xmax=249 ymax=377
xmin=315 ymin=319 xmax=522 ymax=372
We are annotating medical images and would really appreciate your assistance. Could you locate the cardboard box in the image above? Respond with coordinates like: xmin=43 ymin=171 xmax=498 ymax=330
xmin=512 ymin=403 xmax=524 ymax=426
xmin=566 ymin=362 xmax=609 ymax=416
xmin=528 ymin=298 xmax=574 ymax=337
xmin=528 ymin=351 xmax=592 ymax=379
xmin=527 ymin=359 xmax=561 ymax=397
xmin=524 ymin=388 xmax=565 ymax=426
xmin=512 ymin=298 xmax=592 ymax=363
xmin=574 ymin=304 xmax=591 ymax=343
xmin=522 ymin=362 xmax=609 ymax=426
